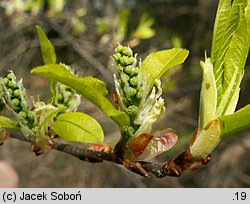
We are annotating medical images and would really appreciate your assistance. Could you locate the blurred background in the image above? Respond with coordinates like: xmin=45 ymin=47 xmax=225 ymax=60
xmin=0 ymin=0 xmax=249 ymax=187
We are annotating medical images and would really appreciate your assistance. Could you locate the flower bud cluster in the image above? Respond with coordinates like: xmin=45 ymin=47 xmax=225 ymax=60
xmin=113 ymin=44 xmax=165 ymax=140
xmin=54 ymin=64 xmax=81 ymax=112
xmin=113 ymin=44 xmax=144 ymax=137
xmin=0 ymin=72 xmax=35 ymax=131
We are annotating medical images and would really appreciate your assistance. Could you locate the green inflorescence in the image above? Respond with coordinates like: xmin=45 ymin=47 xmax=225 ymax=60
xmin=113 ymin=44 xmax=165 ymax=140
xmin=53 ymin=63 xmax=81 ymax=112
xmin=113 ymin=44 xmax=143 ymax=137
xmin=0 ymin=72 xmax=37 ymax=134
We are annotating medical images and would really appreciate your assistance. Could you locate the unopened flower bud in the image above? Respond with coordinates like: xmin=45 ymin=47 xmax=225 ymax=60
xmin=3 ymin=78 xmax=9 ymax=86
xmin=27 ymin=111 xmax=35 ymax=122
xmin=57 ymin=93 xmax=63 ymax=103
xmin=136 ymin=90 xmax=143 ymax=100
xmin=8 ymin=81 xmax=17 ymax=89
xmin=12 ymin=98 xmax=20 ymax=107
xmin=124 ymin=65 xmax=133 ymax=75
xmin=13 ymin=90 xmax=20 ymax=98
xmin=8 ymin=88 xmax=14 ymax=96
xmin=120 ymin=56 xmax=130 ymax=66
xmin=7 ymin=73 xmax=14 ymax=80
xmin=126 ymin=105 xmax=139 ymax=118
xmin=18 ymin=111 xmax=27 ymax=119
xmin=121 ymin=73 xmax=130 ymax=84
xmin=115 ymin=44 xmax=124 ymax=53
xmin=125 ymin=87 xmax=137 ymax=98
xmin=129 ymin=76 xmax=138 ymax=87
xmin=123 ymin=126 xmax=135 ymax=138
xmin=113 ymin=53 xmax=122 ymax=61
xmin=122 ymin=47 xmax=133 ymax=57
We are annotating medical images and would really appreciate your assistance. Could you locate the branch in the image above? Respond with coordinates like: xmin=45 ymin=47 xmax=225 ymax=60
xmin=8 ymin=132 xmax=211 ymax=178
xmin=9 ymin=132 xmax=121 ymax=164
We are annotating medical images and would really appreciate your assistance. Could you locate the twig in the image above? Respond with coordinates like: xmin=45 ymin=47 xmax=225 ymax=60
xmin=8 ymin=131 xmax=210 ymax=178
xmin=9 ymin=132 xmax=121 ymax=164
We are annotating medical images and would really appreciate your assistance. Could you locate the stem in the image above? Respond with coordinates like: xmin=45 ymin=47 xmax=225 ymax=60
xmin=8 ymin=131 xmax=211 ymax=178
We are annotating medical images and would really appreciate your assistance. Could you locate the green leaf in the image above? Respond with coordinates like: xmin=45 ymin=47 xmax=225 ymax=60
xmin=219 ymin=105 xmax=250 ymax=137
xmin=0 ymin=116 xmax=20 ymax=130
xmin=140 ymin=48 xmax=189 ymax=90
xmin=216 ymin=5 xmax=250 ymax=116
xmin=212 ymin=2 xmax=241 ymax=104
xmin=211 ymin=0 xmax=249 ymax=112
xmin=36 ymin=25 xmax=57 ymax=97
xmin=31 ymin=64 xmax=130 ymax=128
xmin=52 ymin=112 xmax=104 ymax=143
xmin=36 ymin=25 xmax=56 ymax=64
xmin=211 ymin=0 xmax=234 ymax=61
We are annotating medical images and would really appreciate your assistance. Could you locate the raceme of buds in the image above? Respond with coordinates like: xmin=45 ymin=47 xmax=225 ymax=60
xmin=113 ymin=44 xmax=165 ymax=141
xmin=0 ymin=71 xmax=36 ymax=137
xmin=53 ymin=63 xmax=81 ymax=112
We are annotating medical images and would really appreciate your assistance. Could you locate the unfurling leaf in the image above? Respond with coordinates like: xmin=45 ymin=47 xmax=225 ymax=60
xmin=52 ymin=112 xmax=104 ymax=143
xmin=211 ymin=0 xmax=249 ymax=115
xmin=125 ymin=128 xmax=178 ymax=161
xmin=31 ymin=64 xmax=130 ymax=128
xmin=140 ymin=48 xmax=189 ymax=90
xmin=36 ymin=25 xmax=57 ymax=97
xmin=127 ymin=133 xmax=153 ymax=159
xmin=138 ymin=128 xmax=178 ymax=160
xmin=36 ymin=25 xmax=56 ymax=64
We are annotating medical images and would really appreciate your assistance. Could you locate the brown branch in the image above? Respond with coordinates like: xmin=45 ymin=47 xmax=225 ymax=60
xmin=8 ymin=132 xmax=211 ymax=178
xmin=9 ymin=132 xmax=122 ymax=164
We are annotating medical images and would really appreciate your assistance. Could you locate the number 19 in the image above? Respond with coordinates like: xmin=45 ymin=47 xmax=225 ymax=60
xmin=235 ymin=192 xmax=246 ymax=200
